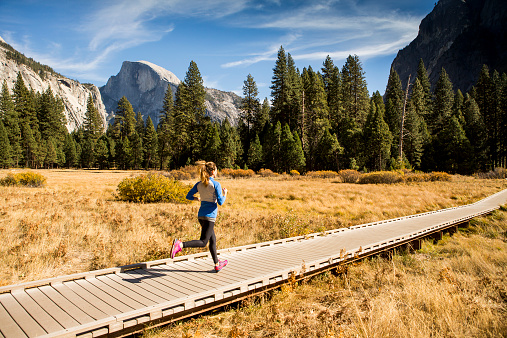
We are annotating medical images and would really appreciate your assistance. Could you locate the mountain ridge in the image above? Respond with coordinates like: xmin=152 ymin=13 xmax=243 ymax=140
xmin=391 ymin=0 xmax=507 ymax=92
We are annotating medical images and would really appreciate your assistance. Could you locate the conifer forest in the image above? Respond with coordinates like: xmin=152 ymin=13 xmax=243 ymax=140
xmin=0 ymin=46 xmax=506 ymax=175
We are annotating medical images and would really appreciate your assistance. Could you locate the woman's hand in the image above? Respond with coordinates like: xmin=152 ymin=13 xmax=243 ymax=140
xmin=222 ymin=187 xmax=228 ymax=196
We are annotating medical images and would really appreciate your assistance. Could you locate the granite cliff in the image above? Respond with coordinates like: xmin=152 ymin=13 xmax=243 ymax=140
xmin=391 ymin=0 xmax=507 ymax=92
xmin=100 ymin=61 xmax=242 ymax=126
xmin=0 ymin=39 xmax=107 ymax=132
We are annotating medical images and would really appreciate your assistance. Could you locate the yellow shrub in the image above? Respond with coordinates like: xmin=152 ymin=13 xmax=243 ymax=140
xmin=116 ymin=173 xmax=192 ymax=203
xmin=0 ymin=172 xmax=47 ymax=187
xmin=257 ymin=168 xmax=278 ymax=177
xmin=290 ymin=170 xmax=300 ymax=176
xmin=405 ymin=172 xmax=431 ymax=182
xmin=221 ymin=168 xmax=256 ymax=179
xmin=166 ymin=170 xmax=191 ymax=181
xmin=429 ymin=172 xmax=452 ymax=182
xmin=338 ymin=169 xmax=361 ymax=183
xmin=306 ymin=170 xmax=339 ymax=179
xmin=358 ymin=171 xmax=404 ymax=184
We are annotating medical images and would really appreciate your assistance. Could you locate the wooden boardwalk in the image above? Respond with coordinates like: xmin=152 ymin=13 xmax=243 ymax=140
xmin=1 ymin=188 xmax=507 ymax=337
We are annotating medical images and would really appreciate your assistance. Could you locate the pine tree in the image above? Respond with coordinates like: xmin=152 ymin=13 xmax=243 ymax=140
xmin=416 ymin=59 xmax=432 ymax=117
xmin=384 ymin=68 xmax=403 ymax=133
xmin=63 ymin=133 xmax=78 ymax=168
xmin=171 ymin=61 xmax=207 ymax=167
xmin=38 ymin=86 xmax=67 ymax=144
xmin=322 ymin=56 xmax=343 ymax=132
xmin=130 ymin=131 xmax=143 ymax=170
xmin=0 ymin=120 xmax=12 ymax=168
xmin=201 ymin=123 xmax=221 ymax=164
xmin=143 ymin=117 xmax=158 ymax=169
xmin=119 ymin=137 xmax=133 ymax=170
xmin=0 ymin=80 xmax=21 ymax=166
xmin=341 ymin=55 xmax=369 ymax=128
xmin=13 ymin=72 xmax=37 ymax=128
xmin=264 ymin=122 xmax=282 ymax=172
xmin=340 ymin=55 xmax=369 ymax=166
xmin=95 ymin=136 xmax=109 ymax=169
xmin=404 ymin=79 xmax=429 ymax=168
xmin=158 ymin=84 xmax=174 ymax=169
xmin=219 ymin=119 xmax=237 ymax=169
xmin=253 ymin=98 xmax=270 ymax=138
xmin=112 ymin=96 xmax=136 ymax=140
xmin=463 ymin=94 xmax=487 ymax=172
xmin=241 ymin=73 xmax=260 ymax=142
xmin=135 ymin=112 xmax=145 ymax=136
xmin=45 ymin=137 xmax=58 ymax=169
xmin=279 ymin=124 xmax=303 ymax=173
xmin=430 ymin=68 xmax=454 ymax=134
xmin=452 ymin=89 xmax=465 ymax=124
xmin=247 ymin=134 xmax=263 ymax=171
xmin=316 ymin=127 xmax=342 ymax=171
xmin=363 ymin=102 xmax=392 ymax=171
xmin=286 ymin=53 xmax=303 ymax=133
xmin=83 ymin=96 xmax=103 ymax=141
xmin=270 ymin=46 xmax=289 ymax=125
xmin=439 ymin=116 xmax=472 ymax=174
xmin=21 ymin=122 xmax=36 ymax=167
xmin=301 ymin=66 xmax=329 ymax=163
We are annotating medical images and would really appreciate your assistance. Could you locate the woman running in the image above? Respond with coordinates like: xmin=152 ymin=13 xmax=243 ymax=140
xmin=171 ymin=161 xmax=228 ymax=272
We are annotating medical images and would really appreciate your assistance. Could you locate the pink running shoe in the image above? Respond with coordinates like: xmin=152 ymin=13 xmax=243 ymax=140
xmin=215 ymin=259 xmax=228 ymax=272
xmin=171 ymin=239 xmax=182 ymax=259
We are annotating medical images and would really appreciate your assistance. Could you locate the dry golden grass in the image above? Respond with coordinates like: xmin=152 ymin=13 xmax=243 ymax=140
xmin=1 ymin=169 xmax=506 ymax=287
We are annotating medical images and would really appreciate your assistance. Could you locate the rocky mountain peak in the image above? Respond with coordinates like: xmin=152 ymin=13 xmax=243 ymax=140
xmin=0 ymin=39 xmax=107 ymax=132
xmin=100 ymin=60 xmax=242 ymax=127
xmin=391 ymin=0 xmax=507 ymax=93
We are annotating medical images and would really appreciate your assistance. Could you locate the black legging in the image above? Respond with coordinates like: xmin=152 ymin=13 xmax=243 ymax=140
xmin=182 ymin=219 xmax=218 ymax=264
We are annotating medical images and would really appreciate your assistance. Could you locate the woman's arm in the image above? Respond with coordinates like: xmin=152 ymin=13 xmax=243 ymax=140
xmin=215 ymin=181 xmax=227 ymax=205
xmin=186 ymin=182 xmax=200 ymax=201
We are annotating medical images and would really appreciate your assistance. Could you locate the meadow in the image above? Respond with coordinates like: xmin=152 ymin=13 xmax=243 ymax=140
xmin=0 ymin=169 xmax=506 ymax=337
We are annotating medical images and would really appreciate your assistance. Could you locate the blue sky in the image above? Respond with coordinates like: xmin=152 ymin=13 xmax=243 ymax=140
xmin=0 ymin=0 xmax=435 ymax=101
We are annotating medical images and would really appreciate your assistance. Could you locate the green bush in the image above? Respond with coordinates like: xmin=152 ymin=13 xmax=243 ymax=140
xmin=358 ymin=171 xmax=404 ymax=184
xmin=116 ymin=173 xmax=192 ymax=203
xmin=0 ymin=172 xmax=47 ymax=187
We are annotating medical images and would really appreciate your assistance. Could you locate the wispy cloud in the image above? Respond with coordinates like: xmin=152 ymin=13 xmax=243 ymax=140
xmin=222 ymin=0 xmax=422 ymax=68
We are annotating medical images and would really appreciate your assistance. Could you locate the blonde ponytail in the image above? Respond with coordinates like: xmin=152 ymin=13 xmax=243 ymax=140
xmin=196 ymin=161 xmax=216 ymax=186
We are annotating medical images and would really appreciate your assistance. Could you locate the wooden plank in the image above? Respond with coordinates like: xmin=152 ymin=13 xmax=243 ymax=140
xmin=126 ymin=268 xmax=197 ymax=296
xmin=0 ymin=293 xmax=46 ymax=337
xmin=0 ymin=302 xmax=27 ymax=338
xmin=85 ymin=277 xmax=148 ymax=310
xmin=25 ymin=287 xmax=80 ymax=329
xmin=51 ymin=283 xmax=109 ymax=321
xmin=149 ymin=265 xmax=219 ymax=293
xmin=95 ymin=275 xmax=158 ymax=307
xmin=73 ymin=278 xmax=136 ymax=313
xmin=38 ymin=285 xmax=95 ymax=325
xmin=63 ymin=280 xmax=122 ymax=317
xmin=123 ymin=270 xmax=187 ymax=299
xmin=104 ymin=273 xmax=172 ymax=303
xmin=11 ymin=289 xmax=64 ymax=334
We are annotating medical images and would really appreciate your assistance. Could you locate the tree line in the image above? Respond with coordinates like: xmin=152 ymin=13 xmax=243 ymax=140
xmin=0 ymin=46 xmax=506 ymax=174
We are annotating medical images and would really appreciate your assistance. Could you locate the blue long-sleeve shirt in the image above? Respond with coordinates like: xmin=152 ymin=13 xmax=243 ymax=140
xmin=186 ymin=177 xmax=226 ymax=221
